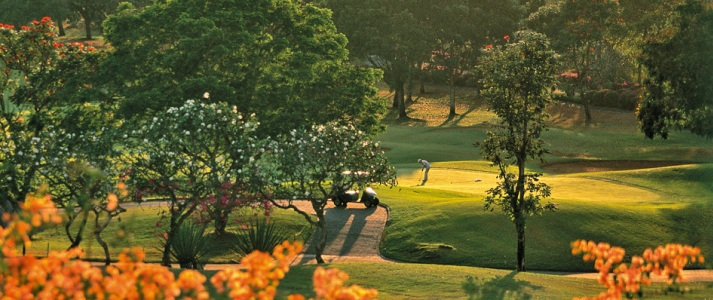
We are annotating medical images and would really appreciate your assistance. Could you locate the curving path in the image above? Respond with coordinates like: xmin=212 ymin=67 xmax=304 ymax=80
xmin=288 ymin=200 xmax=394 ymax=265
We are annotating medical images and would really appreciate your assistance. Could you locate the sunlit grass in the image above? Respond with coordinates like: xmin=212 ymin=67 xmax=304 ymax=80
xmin=27 ymin=203 xmax=311 ymax=263
xmin=278 ymin=263 xmax=713 ymax=299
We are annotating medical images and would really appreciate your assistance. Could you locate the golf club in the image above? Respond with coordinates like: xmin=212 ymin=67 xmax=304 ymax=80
xmin=413 ymin=169 xmax=424 ymax=187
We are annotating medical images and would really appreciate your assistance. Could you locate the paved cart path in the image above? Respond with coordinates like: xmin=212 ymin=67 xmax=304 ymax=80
xmin=288 ymin=201 xmax=394 ymax=265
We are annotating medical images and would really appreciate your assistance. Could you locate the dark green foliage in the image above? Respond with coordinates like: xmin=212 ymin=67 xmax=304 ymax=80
xmin=478 ymin=31 xmax=559 ymax=272
xmin=231 ymin=218 xmax=292 ymax=256
xmin=579 ymin=88 xmax=641 ymax=111
xmin=160 ymin=222 xmax=216 ymax=269
xmin=102 ymin=0 xmax=384 ymax=136
xmin=638 ymin=0 xmax=713 ymax=139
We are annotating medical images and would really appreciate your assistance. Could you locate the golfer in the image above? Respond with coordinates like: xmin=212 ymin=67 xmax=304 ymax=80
xmin=417 ymin=159 xmax=430 ymax=185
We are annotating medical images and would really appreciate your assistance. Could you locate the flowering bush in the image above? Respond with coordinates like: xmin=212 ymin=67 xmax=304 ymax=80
xmin=571 ymin=239 xmax=705 ymax=299
xmin=126 ymin=99 xmax=266 ymax=266
xmin=0 ymin=189 xmax=378 ymax=299
xmin=1 ymin=16 xmax=107 ymax=216
xmin=193 ymin=181 xmax=272 ymax=235
xmin=262 ymin=121 xmax=396 ymax=263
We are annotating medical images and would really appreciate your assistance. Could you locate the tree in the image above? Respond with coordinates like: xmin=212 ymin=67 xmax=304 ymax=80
xmin=326 ymin=0 xmax=434 ymax=120
xmin=478 ymin=31 xmax=558 ymax=272
xmin=613 ymin=0 xmax=687 ymax=84
xmin=261 ymin=122 xmax=396 ymax=264
xmin=102 ymin=0 xmax=385 ymax=136
xmin=428 ymin=0 xmax=523 ymax=118
xmin=0 ymin=17 xmax=103 ymax=215
xmin=528 ymin=0 xmax=621 ymax=127
xmin=1 ymin=18 xmax=125 ymax=263
xmin=125 ymin=100 xmax=264 ymax=267
xmin=68 ymin=0 xmax=122 ymax=39
xmin=638 ymin=0 xmax=713 ymax=139
xmin=0 ymin=0 xmax=73 ymax=31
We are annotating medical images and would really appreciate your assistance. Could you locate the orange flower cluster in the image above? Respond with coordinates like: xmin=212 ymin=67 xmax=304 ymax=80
xmin=210 ymin=241 xmax=301 ymax=299
xmin=0 ymin=189 xmax=63 ymax=257
xmin=0 ymin=191 xmax=379 ymax=299
xmin=571 ymin=239 xmax=704 ymax=300
xmin=310 ymin=267 xmax=378 ymax=300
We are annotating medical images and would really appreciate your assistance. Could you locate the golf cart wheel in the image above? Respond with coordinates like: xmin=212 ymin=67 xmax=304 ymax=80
xmin=332 ymin=198 xmax=342 ymax=207
xmin=364 ymin=199 xmax=372 ymax=208
xmin=374 ymin=197 xmax=380 ymax=206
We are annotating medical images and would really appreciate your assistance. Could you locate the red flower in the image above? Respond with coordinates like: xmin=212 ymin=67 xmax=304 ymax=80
xmin=485 ymin=44 xmax=493 ymax=49
xmin=504 ymin=35 xmax=510 ymax=41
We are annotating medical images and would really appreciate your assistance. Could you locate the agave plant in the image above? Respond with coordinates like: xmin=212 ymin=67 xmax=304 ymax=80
xmin=159 ymin=222 xmax=215 ymax=269
xmin=232 ymin=218 xmax=291 ymax=256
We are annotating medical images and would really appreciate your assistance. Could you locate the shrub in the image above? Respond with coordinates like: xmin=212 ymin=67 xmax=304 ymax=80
xmin=160 ymin=222 xmax=216 ymax=270
xmin=571 ymin=239 xmax=704 ymax=299
xmin=232 ymin=218 xmax=292 ymax=257
xmin=0 ymin=190 xmax=379 ymax=299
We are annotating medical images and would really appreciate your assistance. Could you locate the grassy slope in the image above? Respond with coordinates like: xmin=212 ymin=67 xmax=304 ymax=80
xmin=280 ymin=263 xmax=712 ymax=300
xmin=375 ymin=83 xmax=713 ymax=272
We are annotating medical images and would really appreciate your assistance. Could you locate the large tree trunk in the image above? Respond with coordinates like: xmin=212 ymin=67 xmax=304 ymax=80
xmin=392 ymin=90 xmax=399 ymax=108
xmin=583 ymin=101 xmax=593 ymax=127
xmin=213 ymin=215 xmax=228 ymax=235
xmin=448 ymin=73 xmax=457 ymax=117
xmin=396 ymin=79 xmax=409 ymax=119
xmin=418 ymin=62 xmax=426 ymax=94
xmin=66 ymin=211 xmax=89 ymax=250
xmin=80 ymin=12 xmax=92 ymax=40
xmin=162 ymin=217 xmax=178 ymax=267
xmin=57 ymin=19 xmax=65 ymax=36
xmin=93 ymin=211 xmax=111 ymax=266
xmin=516 ymin=219 xmax=526 ymax=271
xmin=94 ymin=207 xmax=122 ymax=266
xmin=315 ymin=209 xmax=327 ymax=264
xmin=406 ymin=76 xmax=414 ymax=102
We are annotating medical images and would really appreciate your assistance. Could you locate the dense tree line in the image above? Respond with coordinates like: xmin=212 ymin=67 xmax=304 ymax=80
xmin=1 ymin=0 xmax=710 ymax=137
xmin=1 ymin=0 xmax=393 ymax=267
xmin=323 ymin=0 xmax=713 ymax=138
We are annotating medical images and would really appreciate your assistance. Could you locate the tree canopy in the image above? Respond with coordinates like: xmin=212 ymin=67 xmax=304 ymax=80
xmin=102 ymin=0 xmax=385 ymax=136
xmin=478 ymin=30 xmax=559 ymax=272
xmin=638 ymin=0 xmax=713 ymax=139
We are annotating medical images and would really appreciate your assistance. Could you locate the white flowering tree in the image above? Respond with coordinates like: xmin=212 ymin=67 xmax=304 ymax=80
xmin=126 ymin=99 xmax=265 ymax=267
xmin=38 ymin=106 xmax=127 ymax=258
xmin=261 ymin=122 xmax=397 ymax=264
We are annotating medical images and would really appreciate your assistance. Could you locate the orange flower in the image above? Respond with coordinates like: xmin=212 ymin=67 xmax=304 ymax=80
xmin=107 ymin=193 xmax=118 ymax=211
xmin=572 ymin=240 xmax=704 ymax=299
xmin=1 ymin=188 xmax=378 ymax=299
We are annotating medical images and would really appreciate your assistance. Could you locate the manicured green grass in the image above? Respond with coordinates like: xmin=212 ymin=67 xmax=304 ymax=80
xmin=27 ymin=203 xmax=312 ymax=263
xmin=375 ymin=120 xmax=713 ymax=271
xmin=277 ymin=263 xmax=713 ymax=299
xmin=374 ymin=86 xmax=713 ymax=274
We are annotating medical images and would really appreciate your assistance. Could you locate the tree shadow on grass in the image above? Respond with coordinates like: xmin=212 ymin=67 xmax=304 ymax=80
xmin=462 ymin=271 xmax=542 ymax=300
